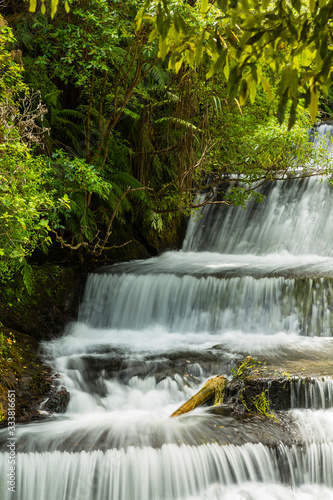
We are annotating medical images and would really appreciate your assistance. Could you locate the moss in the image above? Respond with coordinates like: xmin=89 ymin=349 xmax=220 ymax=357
xmin=231 ymin=356 xmax=266 ymax=379
xmin=0 ymin=263 xmax=85 ymax=340
xmin=0 ymin=326 xmax=52 ymax=424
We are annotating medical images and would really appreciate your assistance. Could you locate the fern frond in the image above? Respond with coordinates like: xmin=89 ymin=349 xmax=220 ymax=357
xmin=80 ymin=208 xmax=97 ymax=241
xmin=143 ymin=63 xmax=171 ymax=86
xmin=71 ymin=192 xmax=86 ymax=217
xmin=58 ymin=108 xmax=86 ymax=121
xmin=110 ymin=171 xmax=143 ymax=189
xmin=155 ymin=117 xmax=202 ymax=131
xmin=44 ymin=90 xmax=62 ymax=108
xmin=122 ymin=107 xmax=141 ymax=124
xmin=21 ymin=261 xmax=33 ymax=295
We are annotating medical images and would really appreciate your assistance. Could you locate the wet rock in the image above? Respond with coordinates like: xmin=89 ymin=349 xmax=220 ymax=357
xmin=43 ymin=388 xmax=70 ymax=414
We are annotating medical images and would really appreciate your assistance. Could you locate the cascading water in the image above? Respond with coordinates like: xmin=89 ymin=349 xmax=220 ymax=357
xmin=2 ymin=124 xmax=333 ymax=499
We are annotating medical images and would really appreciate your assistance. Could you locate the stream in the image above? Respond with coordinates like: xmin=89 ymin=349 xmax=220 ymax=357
xmin=2 ymin=126 xmax=333 ymax=499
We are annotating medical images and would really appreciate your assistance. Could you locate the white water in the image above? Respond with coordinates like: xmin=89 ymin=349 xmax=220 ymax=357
xmin=183 ymin=177 xmax=333 ymax=255
xmin=291 ymin=378 xmax=333 ymax=409
xmin=2 ymin=125 xmax=333 ymax=499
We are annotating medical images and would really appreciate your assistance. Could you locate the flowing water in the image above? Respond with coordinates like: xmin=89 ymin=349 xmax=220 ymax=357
xmin=2 ymin=126 xmax=333 ymax=499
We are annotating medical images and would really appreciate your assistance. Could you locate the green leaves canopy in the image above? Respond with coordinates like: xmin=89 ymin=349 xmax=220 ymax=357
xmin=29 ymin=0 xmax=333 ymax=125
xmin=135 ymin=0 xmax=333 ymax=126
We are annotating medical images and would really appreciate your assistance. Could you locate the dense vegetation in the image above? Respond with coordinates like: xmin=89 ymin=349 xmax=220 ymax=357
xmin=1 ymin=0 xmax=333 ymax=287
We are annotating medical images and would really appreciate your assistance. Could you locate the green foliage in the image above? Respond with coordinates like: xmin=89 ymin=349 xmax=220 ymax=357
xmin=7 ymin=0 xmax=333 ymax=277
xmin=26 ymin=0 xmax=70 ymax=18
xmin=0 ymin=333 xmax=9 ymax=360
xmin=0 ymin=144 xmax=54 ymax=282
xmin=251 ymin=389 xmax=279 ymax=423
xmin=231 ymin=356 xmax=260 ymax=379
xmin=0 ymin=16 xmax=27 ymax=102
xmin=0 ymin=142 xmax=134 ymax=283
xmin=30 ymin=0 xmax=137 ymax=86
xmin=198 ymin=75 xmax=333 ymax=206
xmin=45 ymin=150 xmax=116 ymax=246
xmin=137 ymin=0 xmax=333 ymax=125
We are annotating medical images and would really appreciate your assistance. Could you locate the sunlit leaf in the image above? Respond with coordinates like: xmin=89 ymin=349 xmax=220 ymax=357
xmin=309 ymin=81 xmax=319 ymax=121
xmin=51 ymin=0 xmax=59 ymax=19
xmin=201 ymin=0 xmax=209 ymax=14
xmin=29 ymin=0 xmax=37 ymax=12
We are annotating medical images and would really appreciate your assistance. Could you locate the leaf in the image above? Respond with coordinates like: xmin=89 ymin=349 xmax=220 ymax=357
xmin=136 ymin=7 xmax=145 ymax=30
xmin=288 ymin=98 xmax=298 ymax=130
xmin=246 ymin=31 xmax=265 ymax=45
xmin=155 ymin=117 xmax=202 ymax=131
xmin=149 ymin=27 xmax=159 ymax=42
xmin=195 ymin=33 xmax=205 ymax=66
xmin=249 ymin=77 xmax=257 ymax=103
xmin=156 ymin=3 xmax=164 ymax=34
xmin=29 ymin=0 xmax=37 ymax=12
xmin=239 ymin=78 xmax=249 ymax=106
xmin=216 ymin=0 xmax=229 ymax=12
xmin=223 ymin=56 xmax=230 ymax=80
xmin=288 ymin=68 xmax=298 ymax=99
xmin=161 ymin=18 xmax=171 ymax=40
xmin=228 ymin=65 xmax=241 ymax=96
xmin=51 ymin=0 xmax=59 ymax=19
xmin=259 ymin=74 xmax=273 ymax=100
xmin=320 ymin=35 xmax=328 ymax=61
xmin=213 ymin=97 xmax=223 ymax=114
xmin=158 ymin=37 xmax=169 ymax=60
xmin=309 ymin=81 xmax=319 ymax=121
xmin=234 ymin=98 xmax=243 ymax=118
xmin=288 ymin=20 xmax=298 ymax=39
xmin=175 ymin=13 xmax=188 ymax=35
xmin=65 ymin=1 xmax=70 ymax=14
xmin=201 ymin=0 xmax=209 ymax=14
xmin=277 ymin=90 xmax=289 ymax=124
xmin=299 ymin=20 xmax=309 ymax=42
xmin=21 ymin=261 xmax=33 ymax=295
xmin=169 ymin=52 xmax=183 ymax=73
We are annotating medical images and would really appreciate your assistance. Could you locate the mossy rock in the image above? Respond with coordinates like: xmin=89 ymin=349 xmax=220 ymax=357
xmin=0 ymin=264 xmax=86 ymax=341
xmin=0 ymin=327 xmax=52 ymax=424
xmin=144 ymin=214 xmax=187 ymax=252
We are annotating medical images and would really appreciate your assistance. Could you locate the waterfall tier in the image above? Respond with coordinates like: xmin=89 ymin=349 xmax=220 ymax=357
xmin=2 ymin=129 xmax=333 ymax=499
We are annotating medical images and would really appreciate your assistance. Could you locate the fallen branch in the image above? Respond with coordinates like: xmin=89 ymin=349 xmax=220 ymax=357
xmin=170 ymin=375 xmax=227 ymax=418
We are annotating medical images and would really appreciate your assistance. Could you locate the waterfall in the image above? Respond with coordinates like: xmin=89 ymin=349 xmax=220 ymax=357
xmin=79 ymin=272 xmax=333 ymax=336
xmin=2 ymin=124 xmax=333 ymax=499
xmin=183 ymin=177 xmax=333 ymax=255
xmin=291 ymin=377 xmax=333 ymax=409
